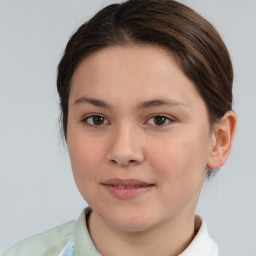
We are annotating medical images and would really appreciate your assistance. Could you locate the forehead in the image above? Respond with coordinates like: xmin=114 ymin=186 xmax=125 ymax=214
xmin=69 ymin=45 xmax=205 ymax=111
xmin=71 ymin=45 xmax=178 ymax=82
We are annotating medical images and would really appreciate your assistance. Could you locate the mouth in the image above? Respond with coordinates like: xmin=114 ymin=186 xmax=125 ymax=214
xmin=102 ymin=178 xmax=155 ymax=199
xmin=107 ymin=184 xmax=150 ymax=188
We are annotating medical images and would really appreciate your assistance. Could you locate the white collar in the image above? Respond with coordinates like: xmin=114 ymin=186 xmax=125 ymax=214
xmin=179 ymin=216 xmax=219 ymax=256
xmin=72 ymin=209 xmax=219 ymax=256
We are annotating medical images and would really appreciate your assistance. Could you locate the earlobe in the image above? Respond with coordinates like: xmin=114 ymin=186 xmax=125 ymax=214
xmin=207 ymin=111 xmax=236 ymax=169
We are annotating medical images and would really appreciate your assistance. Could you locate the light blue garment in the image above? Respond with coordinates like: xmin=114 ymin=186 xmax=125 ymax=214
xmin=58 ymin=240 xmax=74 ymax=256
xmin=2 ymin=208 xmax=218 ymax=256
xmin=2 ymin=208 xmax=102 ymax=256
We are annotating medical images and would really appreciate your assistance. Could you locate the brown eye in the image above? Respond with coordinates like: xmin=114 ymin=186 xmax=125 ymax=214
xmin=83 ymin=115 xmax=109 ymax=126
xmin=146 ymin=115 xmax=173 ymax=126
xmin=92 ymin=116 xmax=105 ymax=125
xmin=154 ymin=116 xmax=167 ymax=125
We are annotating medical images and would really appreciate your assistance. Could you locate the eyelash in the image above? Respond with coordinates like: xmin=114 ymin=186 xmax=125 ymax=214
xmin=81 ymin=114 xmax=174 ymax=127
xmin=146 ymin=114 xmax=174 ymax=126
xmin=82 ymin=114 xmax=110 ymax=127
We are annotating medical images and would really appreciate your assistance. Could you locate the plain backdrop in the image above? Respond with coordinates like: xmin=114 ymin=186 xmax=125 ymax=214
xmin=0 ymin=0 xmax=255 ymax=255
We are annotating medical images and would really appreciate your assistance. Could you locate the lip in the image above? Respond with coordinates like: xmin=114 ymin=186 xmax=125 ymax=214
xmin=102 ymin=178 xmax=154 ymax=200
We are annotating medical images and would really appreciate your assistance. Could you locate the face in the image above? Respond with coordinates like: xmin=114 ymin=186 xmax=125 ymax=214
xmin=67 ymin=45 xmax=215 ymax=232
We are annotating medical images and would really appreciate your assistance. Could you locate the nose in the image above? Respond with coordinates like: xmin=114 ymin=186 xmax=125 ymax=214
xmin=107 ymin=123 xmax=145 ymax=167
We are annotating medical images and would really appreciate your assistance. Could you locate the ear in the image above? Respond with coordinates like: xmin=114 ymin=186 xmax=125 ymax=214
xmin=207 ymin=111 xmax=237 ymax=169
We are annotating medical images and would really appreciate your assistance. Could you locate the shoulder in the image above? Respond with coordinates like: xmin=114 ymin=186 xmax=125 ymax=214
xmin=2 ymin=221 xmax=76 ymax=256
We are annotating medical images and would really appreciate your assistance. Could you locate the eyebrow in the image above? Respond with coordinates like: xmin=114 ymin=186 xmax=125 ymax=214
xmin=73 ymin=97 xmax=187 ymax=109
xmin=137 ymin=98 xmax=187 ymax=109
xmin=74 ymin=97 xmax=110 ymax=108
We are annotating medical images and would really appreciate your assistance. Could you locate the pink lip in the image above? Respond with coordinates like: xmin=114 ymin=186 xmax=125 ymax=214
xmin=102 ymin=178 xmax=154 ymax=200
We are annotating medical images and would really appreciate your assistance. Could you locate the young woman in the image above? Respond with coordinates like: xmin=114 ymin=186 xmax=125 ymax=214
xmin=3 ymin=0 xmax=236 ymax=255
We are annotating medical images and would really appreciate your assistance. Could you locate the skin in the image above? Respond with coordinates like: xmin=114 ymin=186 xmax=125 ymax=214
xmin=67 ymin=45 xmax=236 ymax=256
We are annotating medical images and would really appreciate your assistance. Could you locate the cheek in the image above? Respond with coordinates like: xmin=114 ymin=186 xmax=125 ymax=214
xmin=146 ymin=132 xmax=209 ymax=186
xmin=67 ymin=133 xmax=105 ymax=192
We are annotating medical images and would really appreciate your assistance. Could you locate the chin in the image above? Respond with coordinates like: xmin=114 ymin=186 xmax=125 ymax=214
xmin=112 ymin=221 xmax=152 ymax=232
xmin=106 ymin=211 xmax=158 ymax=233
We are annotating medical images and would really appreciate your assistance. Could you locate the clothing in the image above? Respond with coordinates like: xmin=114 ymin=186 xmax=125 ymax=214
xmin=3 ymin=207 xmax=218 ymax=256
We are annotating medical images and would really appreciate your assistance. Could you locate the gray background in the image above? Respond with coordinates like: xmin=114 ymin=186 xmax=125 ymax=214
xmin=0 ymin=0 xmax=255 ymax=255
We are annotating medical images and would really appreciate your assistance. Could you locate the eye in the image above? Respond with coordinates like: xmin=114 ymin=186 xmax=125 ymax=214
xmin=146 ymin=115 xmax=174 ymax=126
xmin=82 ymin=114 xmax=110 ymax=126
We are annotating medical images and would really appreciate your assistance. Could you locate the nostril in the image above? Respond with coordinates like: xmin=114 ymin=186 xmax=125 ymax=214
xmin=109 ymin=159 xmax=137 ymax=166
xmin=110 ymin=159 xmax=117 ymax=164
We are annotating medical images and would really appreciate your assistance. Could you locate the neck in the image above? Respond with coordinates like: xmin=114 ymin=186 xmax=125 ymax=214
xmin=88 ymin=211 xmax=197 ymax=256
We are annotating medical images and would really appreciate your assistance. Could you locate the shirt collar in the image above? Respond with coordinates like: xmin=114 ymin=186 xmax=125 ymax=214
xmin=73 ymin=208 xmax=101 ymax=256
xmin=73 ymin=208 xmax=218 ymax=256
xmin=179 ymin=215 xmax=219 ymax=256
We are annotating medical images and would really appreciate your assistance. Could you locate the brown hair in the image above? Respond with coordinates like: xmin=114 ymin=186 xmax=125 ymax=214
xmin=57 ymin=0 xmax=233 ymax=176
